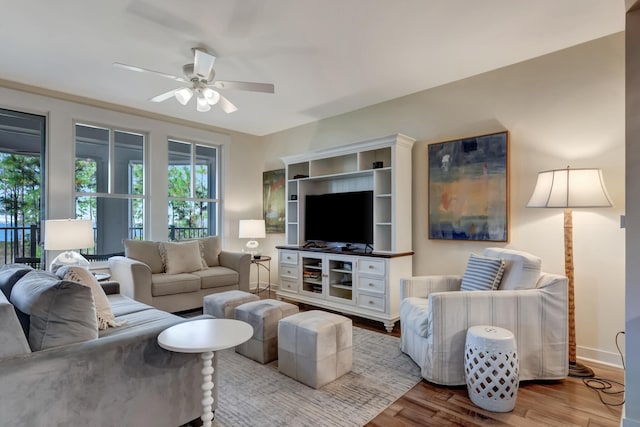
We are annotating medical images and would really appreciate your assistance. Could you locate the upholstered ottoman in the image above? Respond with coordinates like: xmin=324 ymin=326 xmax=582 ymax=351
xmin=278 ymin=310 xmax=352 ymax=389
xmin=203 ymin=290 xmax=259 ymax=319
xmin=234 ymin=299 xmax=299 ymax=364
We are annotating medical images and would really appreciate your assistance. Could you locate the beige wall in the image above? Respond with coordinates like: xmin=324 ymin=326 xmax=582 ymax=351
xmin=261 ymin=33 xmax=626 ymax=365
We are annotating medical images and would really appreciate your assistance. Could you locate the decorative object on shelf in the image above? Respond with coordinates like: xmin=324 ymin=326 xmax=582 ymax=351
xmin=428 ymin=131 xmax=509 ymax=242
xmin=263 ymin=169 xmax=286 ymax=234
xmin=44 ymin=219 xmax=95 ymax=272
xmin=372 ymin=161 xmax=383 ymax=169
xmin=239 ymin=219 xmax=266 ymax=257
xmin=527 ymin=166 xmax=612 ymax=378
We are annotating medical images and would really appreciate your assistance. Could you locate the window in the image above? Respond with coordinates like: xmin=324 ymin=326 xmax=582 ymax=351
xmin=168 ymin=139 xmax=219 ymax=240
xmin=75 ymin=123 xmax=145 ymax=254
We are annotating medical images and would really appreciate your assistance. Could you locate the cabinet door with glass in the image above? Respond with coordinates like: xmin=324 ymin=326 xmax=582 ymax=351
xmin=326 ymin=255 xmax=356 ymax=305
xmin=301 ymin=254 xmax=325 ymax=297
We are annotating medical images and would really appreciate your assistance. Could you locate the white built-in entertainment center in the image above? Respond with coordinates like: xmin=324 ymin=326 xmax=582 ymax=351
xmin=276 ymin=134 xmax=414 ymax=332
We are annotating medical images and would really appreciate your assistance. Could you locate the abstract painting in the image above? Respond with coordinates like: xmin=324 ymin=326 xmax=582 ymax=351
xmin=263 ymin=169 xmax=286 ymax=234
xmin=428 ymin=131 xmax=509 ymax=241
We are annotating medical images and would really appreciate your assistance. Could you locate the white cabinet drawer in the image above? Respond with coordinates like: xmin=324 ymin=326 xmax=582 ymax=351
xmin=357 ymin=276 xmax=385 ymax=294
xmin=358 ymin=293 xmax=385 ymax=312
xmin=279 ymin=264 xmax=298 ymax=279
xmin=358 ymin=259 xmax=385 ymax=276
xmin=279 ymin=278 xmax=298 ymax=293
xmin=280 ymin=251 xmax=299 ymax=265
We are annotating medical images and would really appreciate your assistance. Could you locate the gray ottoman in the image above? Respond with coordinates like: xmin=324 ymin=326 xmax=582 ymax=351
xmin=234 ymin=299 xmax=299 ymax=364
xmin=278 ymin=310 xmax=352 ymax=389
xmin=203 ymin=290 xmax=259 ymax=319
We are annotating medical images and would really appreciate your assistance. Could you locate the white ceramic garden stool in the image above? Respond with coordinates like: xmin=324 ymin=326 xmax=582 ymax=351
xmin=464 ymin=325 xmax=519 ymax=412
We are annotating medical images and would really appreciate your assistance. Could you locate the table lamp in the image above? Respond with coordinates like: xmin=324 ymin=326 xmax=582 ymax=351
xmin=527 ymin=166 xmax=612 ymax=377
xmin=239 ymin=219 xmax=266 ymax=257
xmin=44 ymin=219 xmax=95 ymax=272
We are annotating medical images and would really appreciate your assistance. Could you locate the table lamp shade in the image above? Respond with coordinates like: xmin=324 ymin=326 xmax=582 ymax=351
xmin=527 ymin=167 xmax=612 ymax=208
xmin=239 ymin=219 xmax=266 ymax=253
xmin=44 ymin=219 xmax=95 ymax=250
xmin=238 ymin=220 xmax=266 ymax=239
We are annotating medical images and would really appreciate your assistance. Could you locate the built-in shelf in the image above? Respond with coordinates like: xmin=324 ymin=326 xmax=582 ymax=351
xmin=281 ymin=134 xmax=414 ymax=254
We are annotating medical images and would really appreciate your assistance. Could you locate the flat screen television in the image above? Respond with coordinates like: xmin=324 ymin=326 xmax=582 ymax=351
xmin=304 ymin=190 xmax=374 ymax=245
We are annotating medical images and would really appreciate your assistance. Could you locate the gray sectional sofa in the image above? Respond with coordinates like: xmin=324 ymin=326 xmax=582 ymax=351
xmin=109 ymin=237 xmax=251 ymax=313
xmin=0 ymin=264 xmax=209 ymax=427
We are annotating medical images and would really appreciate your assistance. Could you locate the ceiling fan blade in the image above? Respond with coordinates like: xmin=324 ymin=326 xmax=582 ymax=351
xmin=212 ymin=80 xmax=274 ymax=93
xmin=218 ymin=95 xmax=238 ymax=114
xmin=113 ymin=62 xmax=188 ymax=83
xmin=149 ymin=89 xmax=179 ymax=102
xmin=193 ymin=48 xmax=216 ymax=80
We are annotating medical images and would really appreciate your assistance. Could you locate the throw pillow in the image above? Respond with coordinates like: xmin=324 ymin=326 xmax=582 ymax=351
xmin=158 ymin=240 xmax=204 ymax=274
xmin=0 ymin=264 xmax=33 ymax=298
xmin=123 ymin=239 xmax=164 ymax=274
xmin=199 ymin=236 xmax=221 ymax=267
xmin=460 ymin=254 xmax=506 ymax=291
xmin=10 ymin=270 xmax=98 ymax=351
xmin=56 ymin=266 xmax=123 ymax=330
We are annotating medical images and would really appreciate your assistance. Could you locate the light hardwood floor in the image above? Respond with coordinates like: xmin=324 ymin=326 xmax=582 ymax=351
xmin=258 ymin=292 xmax=625 ymax=427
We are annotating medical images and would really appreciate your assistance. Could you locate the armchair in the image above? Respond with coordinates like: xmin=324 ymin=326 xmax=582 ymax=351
xmin=400 ymin=247 xmax=568 ymax=385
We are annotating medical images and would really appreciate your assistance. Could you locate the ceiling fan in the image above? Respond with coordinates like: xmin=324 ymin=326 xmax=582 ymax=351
xmin=113 ymin=47 xmax=274 ymax=114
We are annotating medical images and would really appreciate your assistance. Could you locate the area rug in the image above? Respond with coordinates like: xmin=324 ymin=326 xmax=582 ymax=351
xmin=211 ymin=326 xmax=421 ymax=427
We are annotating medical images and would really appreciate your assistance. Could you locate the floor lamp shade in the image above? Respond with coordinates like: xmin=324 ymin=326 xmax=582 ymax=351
xmin=44 ymin=219 xmax=95 ymax=271
xmin=526 ymin=168 xmax=612 ymax=208
xmin=527 ymin=167 xmax=612 ymax=378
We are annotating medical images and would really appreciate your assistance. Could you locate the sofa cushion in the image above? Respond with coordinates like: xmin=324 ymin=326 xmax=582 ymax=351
xmin=98 ymin=307 xmax=183 ymax=339
xmin=124 ymin=239 xmax=164 ymax=274
xmin=200 ymin=236 xmax=221 ymax=267
xmin=0 ymin=264 xmax=33 ymax=298
xmin=460 ymin=253 xmax=506 ymax=291
xmin=10 ymin=270 xmax=98 ymax=351
xmin=483 ymin=247 xmax=542 ymax=290
xmin=159 ymin=241 xmax=204 ymax=274
xmin=0 ymin=290 xmax=31 ymax=358
xmin=151 ymin=273 xmax=201 ymax=296
xmin=56 ymin=266 xmax=122 ymax=330
xmin=194 ymin=267 xmax=240 ymax=289
xmin=107 ymin=293 xmax=155 ymax=317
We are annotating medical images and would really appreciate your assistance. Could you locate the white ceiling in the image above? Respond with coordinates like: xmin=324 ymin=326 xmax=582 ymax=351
xmin=0 ymin=0 xmax=625 ymax=136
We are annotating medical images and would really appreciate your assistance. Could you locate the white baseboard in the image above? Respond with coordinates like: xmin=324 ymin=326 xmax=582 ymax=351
xmin=578 ymin=345 xmax=624 ymax=369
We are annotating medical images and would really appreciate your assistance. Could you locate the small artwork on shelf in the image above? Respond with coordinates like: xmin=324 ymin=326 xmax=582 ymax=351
xmin=428 ymin=131 xmax=509 ymax=242
xmin=263 ymin=169 xmax=286 ymax=234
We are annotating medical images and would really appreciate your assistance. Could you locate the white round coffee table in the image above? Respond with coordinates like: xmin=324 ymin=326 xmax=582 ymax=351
xmin=158 ymin=318 xmax=253 ymax=427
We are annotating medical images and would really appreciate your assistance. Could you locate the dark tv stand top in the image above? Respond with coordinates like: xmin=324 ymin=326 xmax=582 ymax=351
xmin=276 ymin=245 xmax=414 ymax=259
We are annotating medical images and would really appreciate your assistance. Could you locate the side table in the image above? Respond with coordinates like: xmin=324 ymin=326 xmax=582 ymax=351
xmin=157 ymin=318 xmax=253 ymax=427
xmin=251 ymin=256 xmax=271 ymax=294
xmin=464 ymin=325 xmax=519 ymax=412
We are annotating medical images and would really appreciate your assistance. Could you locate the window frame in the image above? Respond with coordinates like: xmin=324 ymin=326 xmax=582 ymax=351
xmin=167 ymin=138 xmax=221 ymax=238
xmin=74 ymin=121 xmax=147 ymax=247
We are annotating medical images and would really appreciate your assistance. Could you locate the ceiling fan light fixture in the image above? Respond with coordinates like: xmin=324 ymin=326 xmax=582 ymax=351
xmin=203 ymin=88 xmax=221 ymax=105
xmin=196 ymin=95 xmax=211 ymax=112
xmin=175 ymin=87 xmax=193 ymax=105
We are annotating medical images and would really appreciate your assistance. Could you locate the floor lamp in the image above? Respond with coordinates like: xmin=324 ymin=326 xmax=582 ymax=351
xmin=527 ymin=166 xmax=612 ymax=378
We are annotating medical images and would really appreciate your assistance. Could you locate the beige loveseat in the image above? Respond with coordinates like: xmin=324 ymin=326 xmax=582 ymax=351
xmin=108 ymin=237 xmax=250 ymax=313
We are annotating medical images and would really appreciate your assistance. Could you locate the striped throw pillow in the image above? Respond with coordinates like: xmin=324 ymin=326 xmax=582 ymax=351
xmin=460 ymin=254 xmax=506 ymax=291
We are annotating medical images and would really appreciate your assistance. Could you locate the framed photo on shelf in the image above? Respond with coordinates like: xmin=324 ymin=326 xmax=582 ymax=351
xmin=428 ymin=131 xmax=509 ymax=242
xmin=263 ymin=169 xmax=286 ymax=234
